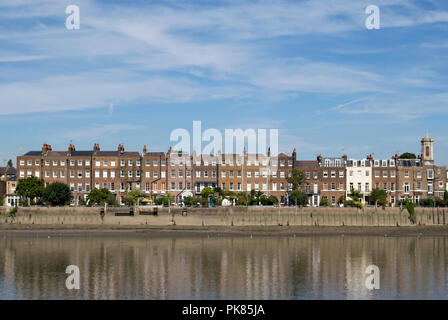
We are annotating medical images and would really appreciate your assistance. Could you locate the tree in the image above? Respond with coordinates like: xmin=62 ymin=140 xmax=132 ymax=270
xmin=201 ymin=187 xmax=214 ymax=199
xmin=87 ymin=188 xmax=116 ymax=206
xmin=287 ymin=169 xmax=305 ymax=191
xmin=289 ymin=190 xmax=308 ymax=206
xmin=7 ymin=159 xmax=13 ymax=168
xmin=349 ymin=188 xmax=363 ymax=202
xmin=369 ymin=188 xmax=387 ymax=207
xmin=398 ymin=152 xmax=416 ymax=159
xmin=124 ymin=189 xmax=145 ymax=206
xmin=320 ymin=198 xmax=330 ymax=206
xmin=16 ymin=176 xmax=45 ymax=205
xmin=42 ymin=182 xmax=72 ymax=206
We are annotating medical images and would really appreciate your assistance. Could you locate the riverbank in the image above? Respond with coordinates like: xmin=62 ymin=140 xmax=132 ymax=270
xmin=1 ymin=224 xmax=448 ymax=237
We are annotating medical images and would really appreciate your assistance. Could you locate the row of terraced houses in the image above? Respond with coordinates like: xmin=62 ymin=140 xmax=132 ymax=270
xmin=15 ymin=135 xmax=448 ymax=206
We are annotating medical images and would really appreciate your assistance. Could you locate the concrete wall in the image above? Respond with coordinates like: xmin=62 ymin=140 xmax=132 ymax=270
xmin=0 ymin=206 xmax=447 ymax=227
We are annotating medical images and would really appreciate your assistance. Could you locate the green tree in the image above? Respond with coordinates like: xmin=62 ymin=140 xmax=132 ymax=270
xmin=16 ymin=176 xmax=45 ymax=205
xmin=125 ymin=189 xmax=145 ymax=206
xmin=154 ymin=195 xmax=172 ymax=206
xmin=349 ymin=188 xmax=363 ymax=202
xmin=7 ymin=159 xmax=13 ymax=168
xmin=398 ymin=152 xmax=416 ymax=159
xmin=42 ymin=182 xmax=72 ymax=206
xmin=289 ymin=190 xmax=308 ymax=206
xmin=236 ymin=192 xmax=249 ymax=206
xmin=201 ymin=187 xmax=214 ymax=199
xmin=320 ymin=198 xmax=330 ymax=207
xmin=286 ymin=169 xmax=305 ymax=191
xmin=369 ymin=188 xmax=387 ymax=207
xmin=87 ymin=188 xmax=116 ymax=206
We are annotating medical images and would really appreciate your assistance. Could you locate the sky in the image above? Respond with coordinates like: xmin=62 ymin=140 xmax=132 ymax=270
xmin=1 ymin=0 xmax=448 ymax=165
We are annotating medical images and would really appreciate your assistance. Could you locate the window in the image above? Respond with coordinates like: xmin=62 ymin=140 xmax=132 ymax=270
xmin=36 ymin=171 xmax=40 ymax=177
xmin=365 ymin=183 xmax=370 ymax=192
xmin=110 ymin=183 xmax=115 ymax=191
xmin=178 ymin=170 xmax=182 ymax=178
xmin=85 ymin=160 xmax=90 ymax=166
xmin=375 ymin=170 xmax=380 ymax=178
xmin=204 ymin=171 xmax=209 ymax=178
xmin=128 ymin=160 xmax=133 ymax=166
xmin=70 ymin=171 xmax=75 ymax=178
xmin=222 ymin=183 xmax=226 ymax=190
xmin=110 ymin=161 xmax=115 ymax=167
xmin=404 ymin=183 xmax=410 ymax=194
xmin=280 ymin=171 xmax=285 ymax=178
xmin=146 ymin=160 xmax=150 ymax=166
xmin=383 ymin=183 xmax=387 ymax=190
xmin=70 ymin=183 xmax=75 ymax=191
xmin=20 ymin=160 xmax=25 ymax=166
xmin=237 ymin=170 xmax=242 ymax=178
xmin=323 ymin=171 xmax=328 ymax=178
xmin=120 ymin=170 xmax=125 ymax=177
xmin=45 ymin=160 xmax=50 ymax=166
xmin=128 ymin=170 xmax=133 ymax=177
xmin=331 ymin=171 xmax=336 ymax=178
xmin=405 ymin=171 xmax=409 ymax=178
xmin=339 ymin=171 xmax=344 ymax=178
xmin=179 ymin=182 xmax=183 ymax=190
xmin=254 ymin=171 xmax=259 ymax=178
xmin=186 ymin=170 xmax=191 ymax=178
xmin=78 ymin=171 xmax=82 ymax=178
xmin=103 ymin=171 xmax=107 ymax=178
xmin=357 ymin=170 xmax=361 ymax=178
xmin=222 ymin=171 xmax=226 ymax=178
xmin=160 ymin=160 xmax=165 ymax=166
xmin=53 ymin=160 xmax=58 ymax=166
xmin=77 ymin=160 xmax=83 ymax=166
xmin=171 ymin=170 xmax=175 ymax=178
xmin=428 ymin=182 xmax=433 ymax=194
xmin=331 ymin=183 xmax=336 ymax=190
xmin=110 ymin=171 xmax=115 ymax=178
xmin=314 ymin=172 xmax=318 ymax=179
xmin=136 ymin=160 xmax=141 ymax=166
xmin=86 ymin=184 xmax=90 ymax=192
xmin=382 ymin=160 xmax=387 ymax=167
xmin=95 ymin=161 xmax=100 ymax=167
xmin=391 ymin=183 xmax=395 ymax=191
xmin=357 ymin=183 xmax=361 ymax=192
xmin=427 ymin=169 xmax=434 ymax=180
xmin=78 ymin=184 xmax=83 ymax=192
xmin=391 ymin=170 xmax=396 ymax=178
xmin=417 ymin=182 xmax=421 ymax=190
xmin=247 ymin=171 xmax=251 ymax=178
xmin=61 ymin=160 xmax=65 ymax=166
xmin=229 ymin=171 xmax=234 ymax=178
xmin=120 ymin=160 xmax=125 ymax=166
xmin=36 ymin=160 xmax=40 ymax=166
xmin=155 ymin=172 xmax=159 ymax=178
xmin=95 ymin=171 xmax=100 ymax=178
xmin=383 ymin=171 xmax=388 ymax=178
xmin=60 ymin=171 xmax=64 ymax=178
xmin=247 ymin=183 xmax=252 ymax=191
xmin=417 ymin=171 xmax=422 ymax=179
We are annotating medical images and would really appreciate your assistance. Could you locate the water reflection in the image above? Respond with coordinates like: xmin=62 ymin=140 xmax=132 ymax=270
xmin=0 ymin=234 xmax=447 ymax=299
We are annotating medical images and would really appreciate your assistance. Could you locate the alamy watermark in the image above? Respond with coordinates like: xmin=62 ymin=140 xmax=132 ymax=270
xmin=365 ymin=265 xmax=380 ymax=290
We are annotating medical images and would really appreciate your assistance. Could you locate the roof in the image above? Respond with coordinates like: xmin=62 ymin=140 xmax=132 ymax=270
xmin=144 ymin=152 xmax=165 ymax=157
xmin=0 ymin=167 xmax=16 ymax=175
xmin=95 ymin=151 xmax=140 ymax=157
xmin=23 ymin=151 xmax=42 ymax=156
xmin=70 ymin=151 xmax=93 ymax=157
xmin=296 ymin=160 xmax=319 ymax=168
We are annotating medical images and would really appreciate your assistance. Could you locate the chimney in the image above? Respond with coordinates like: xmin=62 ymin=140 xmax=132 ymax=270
xmin=118 ymin=144 xmax=124 ymax=154
xmin=42 ymin=144 xmax=50 ymax=156
xmin=143 ymin=145 xmax=147 ymax=154
xmin=317 ymin=154 xmax=322 ymax=164
xmin=93 ymin=143 xmax=100 ymax=152
xmin=292 ymin=147 xmax=296 ymax=160
xmin=68 ymin=144 xmax=76 ymax=153
xmin=267 ymin=147 xmax=271 ymax=157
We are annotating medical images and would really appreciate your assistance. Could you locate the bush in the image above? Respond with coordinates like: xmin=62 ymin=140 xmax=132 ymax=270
xmin=9 ymin=206 xmax=18 ymax=217
xmin=344 ymin=200 xmax=363 ymax=209
xmin=319 ymin=198 xmax=330 ymax=207
xmin=42 ymin=182 xmax=72 ymax=206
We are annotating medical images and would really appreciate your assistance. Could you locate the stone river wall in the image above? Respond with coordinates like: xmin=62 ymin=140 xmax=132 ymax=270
xmin=0 ymin=206 xmax=447 ymax=227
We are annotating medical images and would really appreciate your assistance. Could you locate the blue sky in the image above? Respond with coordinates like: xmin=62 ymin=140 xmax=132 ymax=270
xmin=1 ymin=0 xmax=448 ymax=165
